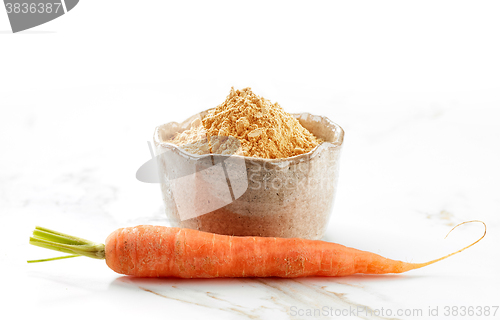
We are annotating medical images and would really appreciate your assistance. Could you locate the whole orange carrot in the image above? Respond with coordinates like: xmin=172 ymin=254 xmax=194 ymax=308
xmin=28 ymin=221 xmax=485 ymax=278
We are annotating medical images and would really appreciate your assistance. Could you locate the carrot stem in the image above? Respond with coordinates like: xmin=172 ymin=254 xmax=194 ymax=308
xmin=34 ymin=226 xmax=96 ymax=244
xmin=28 ymin=226 xmax=105 ymax=262
xmin=27 ymin=255 xmax=81 ymax=263
xmin=32 ymin=230 xmax=84 ymax=245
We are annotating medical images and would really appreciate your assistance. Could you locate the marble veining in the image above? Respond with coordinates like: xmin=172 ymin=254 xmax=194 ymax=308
xmin=115 ymin=276 xmax=401 ymax=320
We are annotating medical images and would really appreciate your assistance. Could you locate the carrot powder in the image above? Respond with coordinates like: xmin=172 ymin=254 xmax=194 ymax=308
xmin=28 ymin=221 xmax=485 ymax=278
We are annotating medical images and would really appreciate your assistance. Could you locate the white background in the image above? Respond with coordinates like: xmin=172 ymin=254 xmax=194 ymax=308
xmin=2 ymin=1 xmax=500 ymax=320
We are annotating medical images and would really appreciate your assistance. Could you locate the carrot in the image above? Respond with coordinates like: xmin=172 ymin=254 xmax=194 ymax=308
xmin=27 ymin=221 xmax=485 ymax=278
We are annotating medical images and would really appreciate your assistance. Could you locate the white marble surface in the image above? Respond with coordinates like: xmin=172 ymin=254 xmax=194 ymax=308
xmin=2 ymin=84 xmax=499 ymax=320
xmin=2 ymin=1 xmax=500 ymax=319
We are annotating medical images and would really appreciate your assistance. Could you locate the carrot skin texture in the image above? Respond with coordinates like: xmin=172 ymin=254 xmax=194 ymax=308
xmin=104 ymin=226 xmax=412 ymax=278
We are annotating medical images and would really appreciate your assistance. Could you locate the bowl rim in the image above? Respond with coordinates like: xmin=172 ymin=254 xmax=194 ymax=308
xmin=153 ymin=110 xmax=344 ymax=163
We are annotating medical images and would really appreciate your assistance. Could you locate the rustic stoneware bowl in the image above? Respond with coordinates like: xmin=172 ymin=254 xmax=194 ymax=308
xmin=153 ymin=109 xmax=344 ymax=240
